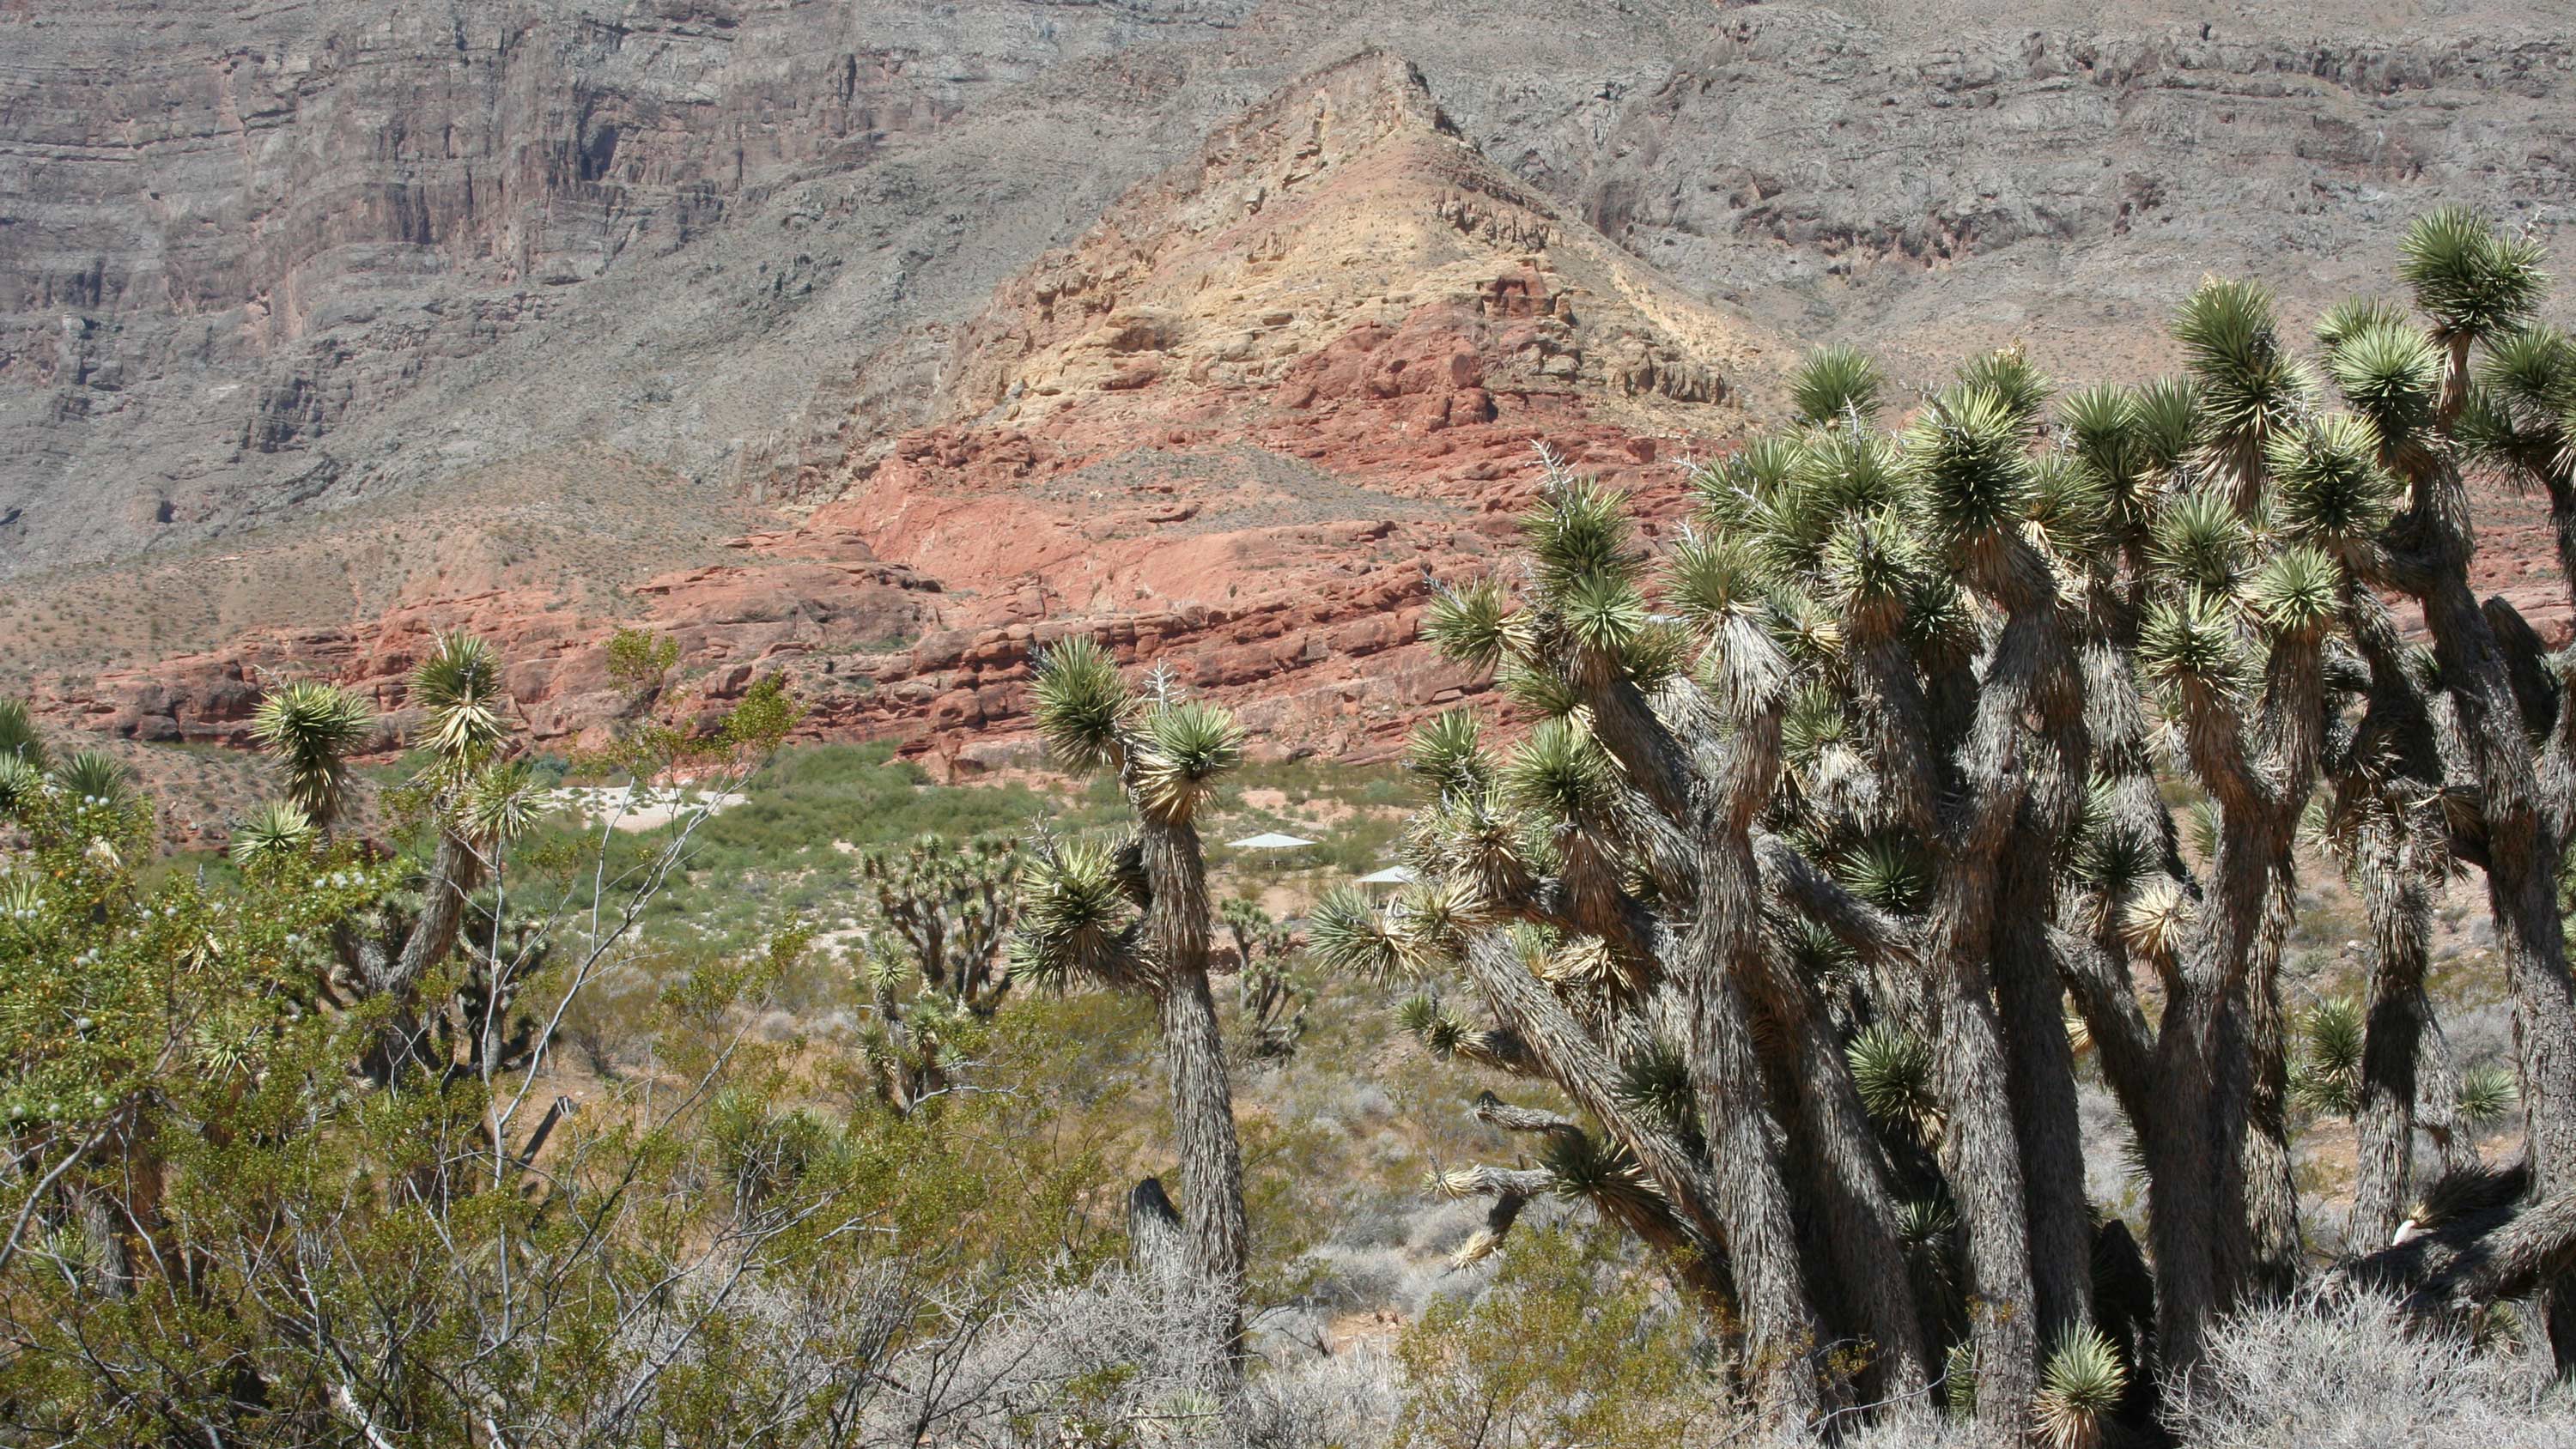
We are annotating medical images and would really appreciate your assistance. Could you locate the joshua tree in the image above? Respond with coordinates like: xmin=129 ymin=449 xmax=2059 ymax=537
xmin=851 ymin=833 xmax=1022 ymax=1114
xmin=247 ymin=678 xmax=376 ymax=834
xmin=1310 ymin=209 xmax=2576 ymax=1440
xmin=0 ymin=700 xmax=46 ymax=771
xmin=1012 ymin=642 xmax=1252 ymax=1367
xmin=1220 ymin=897 xmax=1312 ymax=1064
xmin=859 ymin=833 xmax=1020 ymax=1013
xmin=235 ymin=634 xmax=544 ymax=1076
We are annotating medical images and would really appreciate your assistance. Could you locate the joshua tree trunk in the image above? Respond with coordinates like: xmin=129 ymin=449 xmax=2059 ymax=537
xmin=1136 ymin=818 xmax=1249 ymax=1343
xmin=1156 ymin=973 xmax=1248 ymax=1290
xmin=1683 ymin=870 xmax=1829 ymax=1428
xmin=2221 ymin=882 xmax=2305 ymax=1304
xmin=2335 ymin=583 xmax=2469 ymax=1250
xmin=1921 ymin=602 xmax=2058 ymax=1434
xmin=2138 ymin=825 xmax=2272 ymax=1376
xmin=1927 ymin=918 xmax=2041 ymax=1435
xmin=2385 ymin=452 xmax=2576 ymax=1369
xmin=2353 ymin=844 xmax=2439 ymax=1249
xmin=1754 ymin=955 xmax=1934 ymax=1398
xmin=1917 ymin=773 xmax=2042 ymax=1432
xmin=1457 ymin=931 xmax=1737 ymax=1305
xmin=369 ymin=826 xmax=484 ymax=999
xmin=355 ymin=824 xmax=485 ymax=1080
xmin=1995 ymin=854 xmax=2095 ymax=1339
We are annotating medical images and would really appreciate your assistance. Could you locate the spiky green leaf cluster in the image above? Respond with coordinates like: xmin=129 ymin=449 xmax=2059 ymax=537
xmin=231 ymin=801 xmax=318 ymax=870
xmin=1559 ymin=572 xmax=1648 ymax=658
xmin=2400 ymin=205 xmax=2547 ymax=337
xmin=2323 ymin=317 xmax=2443 ymax=452
xmin=2033 ymin=1325 xmax=2129 ymax=1449
xmin=1501 ymin=719 xmax=1618 ymax=830
xmin=2066 ymin=779 xmax=2155 ymax=902
xmin=410 ymin=632 xmax=509 ymax=779
xmin=1133 ymin=700 xmax=1243 ymax=824
xmin=1305 ymin=887 xmax=1418 ymax=983
xmin=2139 ymin=589 xmax=2250 ymax=696
xmin=1007 ymin=839 xmax=1132 ymax=988
xmin=1406 ymin=711 xmax=1491 ymax=805
xmin=1424 ymin=576 xmax=1520 ymax=671
xmin=0 ymin=753 xmax=40 ymax=818
xmin=1536 ymin=1127 xmax=1656 ymax=1211
xmin=1908 ymin=385 xmax=2037 ymax=555
xmin=0 ymin=700 xmax=46 ymax=771
xmin=2131 ymin=375 xmax=2203 ymax=476
xmin=1956 ymin=346 xmax=2051 ymax=428
xmin=1030 ymin=636 xmax=1132 ymax=773
xmin=1835 ymin=838 xmax=1930 ymax=914
xmin=2269 ymin=414 xmax=2400 ymax=555
xmin=1791 ymin=343 xmax=1885 ymax=427
xmin=1660 ymin=528 xmax=1762 ymax=630
xmin=1524 ymin=474 xmax=1643 ymax=598
xmin=1752 ymin=430 xmax=1912 ymax=578
xmin=2456 ymin=1062 xmax=2518 ymax=1135
xmin=1818 ymin=510 xmax=1928 ymax=620
xmin=2026 ymin=452 xmax=2111 ymax=568
xmin=2148 ymin=488 xmax=2251 ymax=591
xmin=1613 ymin=1041 xmax=1698 ymax=1138
xmin=2174 ymin=276 xmax=2314 ymax=488
xmin=250 ymin=680 xmax=375 ymax=826
xmin=2249 ymin=545 xmax=2343 ymax=638
xmin=2289 ymin=996 xmax=2366 ymax=1116
xmin=1848 ymin=1022 xmax=1941 ymax=1138
xmin=53 ymin=750 xmax=131 ymax=809
xmin=457 ymin=757 xmax=544 ymax=846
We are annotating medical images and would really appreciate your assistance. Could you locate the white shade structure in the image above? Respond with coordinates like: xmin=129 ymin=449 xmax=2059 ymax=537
xmin=1226 ymin=831 xmax=1318 ymax=850
xmin=1354 ymin=865 xmax=1416 ymax=886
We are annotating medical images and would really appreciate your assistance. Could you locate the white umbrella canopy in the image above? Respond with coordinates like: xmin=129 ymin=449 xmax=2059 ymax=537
xmin=1226 ymin=832 xmax=1319 ymax=850
xmin=1354 ymin=865 xmax=1416 ymax=885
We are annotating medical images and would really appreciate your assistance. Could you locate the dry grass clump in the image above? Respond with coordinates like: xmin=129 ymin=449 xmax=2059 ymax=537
xmin=2166 ymin=1288 xmax=2576 ymax=1449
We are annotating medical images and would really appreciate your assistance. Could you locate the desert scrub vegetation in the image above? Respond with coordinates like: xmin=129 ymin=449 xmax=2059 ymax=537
xmin=14 ymin=209 xmax=2576 ymax=1448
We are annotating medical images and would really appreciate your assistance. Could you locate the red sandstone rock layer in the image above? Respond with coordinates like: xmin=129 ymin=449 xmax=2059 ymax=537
xmin=46 ymin=52 xmax=1765 ymax=771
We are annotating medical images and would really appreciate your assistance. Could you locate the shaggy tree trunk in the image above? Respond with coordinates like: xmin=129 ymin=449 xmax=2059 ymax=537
xmin=2389 ymin=453 xmax=2576 ymax=1370
xmin=2147 ymin=832 xmax=2273 ymax=1378
xmin=1921 ymin=600 xmax=2057 ymax=1435
xmin=2339 ymin=1172 xmax=2576 ymax=1323
xmin=1127 ymin=1175 xmax=1190 ymax=1280
xmin=1756 ymin=956 xmax=1934 ymax=1398
xmin=357 ymin=824 xmax=485 ymax=1079
xmin=2220 ymin=883 xmax=2305 ymax=1304
xmin=1459 ymin=933 xmax=1735 ymax=1273
xmin=1993 ymin=609 xmax=2098 ymax=1342
xmin=1927 ymin=934 xmax=2041 ymax=1436
xmin=1995 ymin=854 xmax=2095 ymax=1339
xmin=1135 ymin=818 xmax=1249 ymax=1347
xmin=1683 ymin=872 xmax=1829 ymax=1428
xmin=1155 ymin=973 xmax=1248 ymax=1294
xmin=2353 ymin=847 xmax=2439 ymax=1250
xmin=373 ymin=827 xmax=484 ymax=999
xmin=2336 ymin=582 xmax=2470 ymax=1250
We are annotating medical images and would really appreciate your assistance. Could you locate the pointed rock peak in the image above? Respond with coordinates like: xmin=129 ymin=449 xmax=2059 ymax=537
xmin=931 ymin=50 xmax=1767 ymax=430
xmin=1204 ymin=47 xmax=1461 ymax=162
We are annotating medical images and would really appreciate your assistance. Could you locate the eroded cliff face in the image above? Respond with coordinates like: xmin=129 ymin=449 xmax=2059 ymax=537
xmin=42 ymin=51 xmax=1760 ymax=781
xmin=8 ymin=1 xmax=2576 ymax=790
xmin=1550 ymin=9 xmax=2576 ymax=379
xmin=0 ymin=0 xmax=1274 ymax=564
